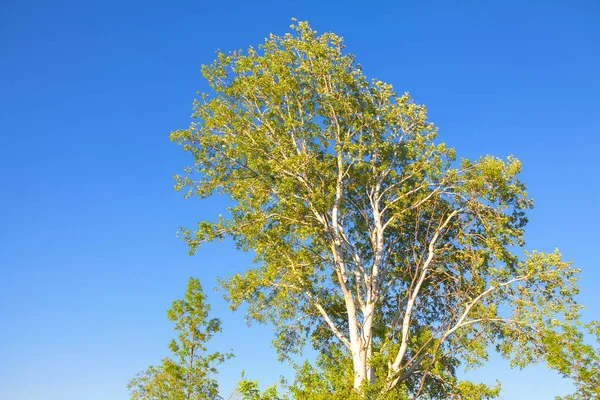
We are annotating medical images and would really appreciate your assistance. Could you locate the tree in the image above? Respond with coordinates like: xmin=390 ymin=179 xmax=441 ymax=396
xmin=128 ymin=278 xmax=232 ymax=400
xmin=171 ymin=20 xmax=600 ymax=399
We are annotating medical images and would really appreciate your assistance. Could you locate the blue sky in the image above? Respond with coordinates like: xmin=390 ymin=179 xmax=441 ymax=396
xmin=1 ymin=1 xmax=599 ymax=399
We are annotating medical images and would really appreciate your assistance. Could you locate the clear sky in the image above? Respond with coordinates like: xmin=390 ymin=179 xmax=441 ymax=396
xmin=1 ymin=1 xmax=599 ymax=399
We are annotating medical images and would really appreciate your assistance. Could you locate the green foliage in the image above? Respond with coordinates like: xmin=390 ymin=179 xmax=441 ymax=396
xmin=287 ymin=346 xmax=501 ymax=400
xmin=128 ymin=278 xmax=232 ymax=400
xmin=172 ymin=20 xmax=600 ymax=398
xmin=232 ymin=371 xmax=284 ymax=400
xmin=288 ymin=346 xmax=358 ymax=400
xmin=549 ymin=321 xmax=600 ymax=400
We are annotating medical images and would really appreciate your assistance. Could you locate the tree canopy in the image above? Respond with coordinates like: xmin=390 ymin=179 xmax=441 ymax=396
xmin=171 ymin=20 xmax=600 ymax=399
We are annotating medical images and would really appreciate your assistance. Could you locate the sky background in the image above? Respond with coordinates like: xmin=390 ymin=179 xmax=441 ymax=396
xmin=1 ymin=0 xmax=599 ymax=399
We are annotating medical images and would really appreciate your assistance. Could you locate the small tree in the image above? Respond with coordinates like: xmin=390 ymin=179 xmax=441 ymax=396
xmin=128 ymin=278 xmax=232 ymax=400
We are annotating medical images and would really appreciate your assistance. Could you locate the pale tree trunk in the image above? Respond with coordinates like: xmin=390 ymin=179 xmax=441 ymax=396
xmin=328 ymin=129 xmax=384 ymax=393
xmin=349 ymin=298 xmax=377 ymax=391
xmin=352 ymin=349 xmax=367 ymax=390
xmin=350 ymin=179 xmax=385 ymax=391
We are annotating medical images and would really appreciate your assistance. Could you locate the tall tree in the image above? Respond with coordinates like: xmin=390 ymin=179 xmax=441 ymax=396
xmin=171 ymin=21 xmax=599 ymax=399
xmin=128 ymin=278 xmax=232 ymax=400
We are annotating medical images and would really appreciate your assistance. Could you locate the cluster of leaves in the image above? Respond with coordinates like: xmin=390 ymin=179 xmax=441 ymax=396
xmin=227 ymin=371 xmax=282 ymax=400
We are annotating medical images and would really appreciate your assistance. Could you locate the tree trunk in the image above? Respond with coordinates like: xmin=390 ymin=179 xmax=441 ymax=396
xmin=351 ymin=304 xmax=376 ymax=392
